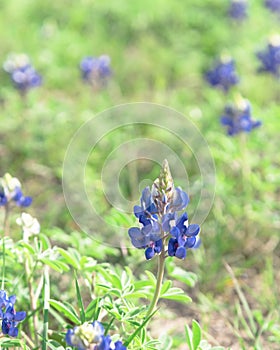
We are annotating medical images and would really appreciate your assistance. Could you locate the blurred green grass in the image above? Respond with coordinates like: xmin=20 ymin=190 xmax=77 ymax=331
xmin=0 ymin=0 xmax=280 ymax=348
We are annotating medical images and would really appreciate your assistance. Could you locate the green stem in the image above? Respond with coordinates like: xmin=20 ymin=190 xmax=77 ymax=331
xmin=1 ymin=204 xmax=10 ymax=290
xmin=3 ymin=203 xmax=10 ymax=237
xmin=146 ymin=247 xmax=165 ymax=317
xmin=42 ymin=266 xmax=50 ymax=350
xmin=240 ymin=133 xmax=251 ymax=191
xmin=239 ymin=133 xmax=252 ymax=236
xmin=1 ymin=235 xmax=5 ymax=291
xmin=25 ymin=254 xmax=39 ymax=345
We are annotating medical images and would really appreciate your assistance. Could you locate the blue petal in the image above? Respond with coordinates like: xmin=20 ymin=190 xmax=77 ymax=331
xmin=8 ymin=326 xmax=18 ymax=337
xmin=168 ymin=238 xmax=177 ymax=256
xmin=162 ymin=213 xmax=175 ymax=232
xmin=0 ymin=193 xmax=8 ymax=206
xmin=170 ymin=226 xmax=180 ymax=238
xmin=17 ymin=196 xmax=32 ymax=207
xmin=8 ymin=295 xmax=16 ymax=305
xmin=175 ymin=246 xmax=187 ymax=259
xmin=185 ymin=236 xmax=196 ymax=248
xmin=154 ymin=239 xmax=163 ymax=254
xmin=114 ymin=340 xmax=127 ymax=350
xmin=12 ymin=187 xmax=22 ymax=201
xmin=220 ymin=116 xmax=233 ymax=126
xmin=145 ymin=247 xmax=155 ymax=260
xmin=171 ymin=188 xmax=189 ymax=211
xmin=14 ymin=311 xmax=26 ymax=322
xmin=2 ymin=319 xmax=10 ymax=334
xmin=176 ymin=212 xmax=188 ymax=231
xmin=98 ymin=335 xmax=112 ymax=350
xmin=65 ymin=329 xmax=75 ymax=346
xmin=4 ymin=311 xmax=14 ymax=321
xmin=128 ymin=227 xmax=149 ymax=248
xmin=133 ymin=205 xmax=143 ymax=218
xmin=186 ymin=224 xmax=200 ymax=237
xmin=141 ymin=187 xmax=152 ymax=210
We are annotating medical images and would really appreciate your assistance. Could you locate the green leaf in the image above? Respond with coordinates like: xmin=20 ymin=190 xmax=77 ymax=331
xmin=80 ymin=256 xmax=97 ymax=271
xmin=38 ymin=234 xmax=52 ymax=251
xmin=185 ymin=324 xmax=193 ymax=350
xmin=166 ymin=259 xmax=198 ymax=287
xmin=18 ymin=241 xmax=36 ymax=254
xmin=75 ymin=276 xmax=85 ymax=323
xmin=85 ymin=298 xmax=100 ymax=320
xmin=158 ymin=334 xmax=173 ymax=350
xmin=192 ymin=320 xmax=201 ymax=350
xmin=160 ymin=280 xmax=172 ymax=296
xmin=46 ymin=340 xmax=65 ymax=350
xmin=144 ymin=270 xmax=157 ymax=286
xmin=56 ymin=247 xmax=79 ymax=269
xmin=0 ymin=338 xmax=29 ymax=348
xmin=161 ymin=287 xmax=192 ymax=303
xmin=49 ymin=299 xmax=80 ymax=324
xmin=40 ymin=258 xmax=70 ymax=273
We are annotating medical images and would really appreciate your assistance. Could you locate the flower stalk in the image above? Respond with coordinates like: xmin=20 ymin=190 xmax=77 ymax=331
xmin=146 ymin=244 xmax=166 ymax=317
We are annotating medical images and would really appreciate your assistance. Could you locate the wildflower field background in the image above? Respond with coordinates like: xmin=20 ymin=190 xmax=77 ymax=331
xmin=0 ymin=0 xmax=280 ymax=349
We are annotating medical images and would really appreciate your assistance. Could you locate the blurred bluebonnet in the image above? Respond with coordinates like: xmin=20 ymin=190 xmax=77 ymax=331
xmin=80 ymin=55 xmax=111 ymax=88
xmin=3 ymin=54 xmax=42 ymax=94
xmin=220 ymin=97 xmax=262 ymax=136
xmin=65 ymin=321 xmax=126 ymax=350
xmin=205 ymin=56 xmax=239 ymax=92
xmin=265 ymin=0 xmax=280 ymax=12
xmin=128 ymin=160 xmax=200 ymax=260
xmin=256 ymin=35 xmax=280 ymax=77
xmin=0 ymin=173 xmax=32 ymax=208
xmin=97 ymin=336 xmax=126 ymax=350
xmin=0 ymin=290 xmax=26 ymax=337
xmin=228 ymin=0 xmax=248 ymax=20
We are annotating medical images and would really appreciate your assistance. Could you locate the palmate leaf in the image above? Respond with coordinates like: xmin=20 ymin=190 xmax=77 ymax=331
xmin=166 ymin=259 xmax=198 ymax=287
xmin=49 ymin=299 xmax=80 ymax=324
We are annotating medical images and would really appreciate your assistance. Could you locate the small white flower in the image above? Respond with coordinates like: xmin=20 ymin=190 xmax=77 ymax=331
xmin=16 ymin=213 xmax=40 ymax=240
xmin=0 ymin=173 xmax=21 ymax=194
xmin=3 ymin=53 xmax=30 ymax=73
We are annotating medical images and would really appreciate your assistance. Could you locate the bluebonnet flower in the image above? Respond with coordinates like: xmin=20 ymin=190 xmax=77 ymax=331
xmin=0 ymin=173 xmax=32 ymax=208
xmin=11 ymin=65 xmax=42 ymax=92
xmin=265 ymin=0 xmax=280 ymax=12
xmin=168 ymin=213 xmax=200 ymax=259
xmin=228 ymin=0 xmax=248 ymax=20
xmin=0 ymin=290 xmax=26 ymax=337
xmin=65 ymin=321 xmax=126 ymax=350
xmin=66 ymin=321 xmax=105 ymax=350
xmin=80 ymin=55 xmax=111 ymax=88
xmin=205 ymin=56 xmax=239 ymax=92
xmin=220 ymin=97 xmax=262 ymax=136
xmin=257 ymin=35 xmax=280 ymax=77
xmin=0 ymin=189 xmax=7 ymax=206
xmin=3 ymin=54 xmax=42 ymax=94
xmin=128 ymin=160 xmax=200 ymax=260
